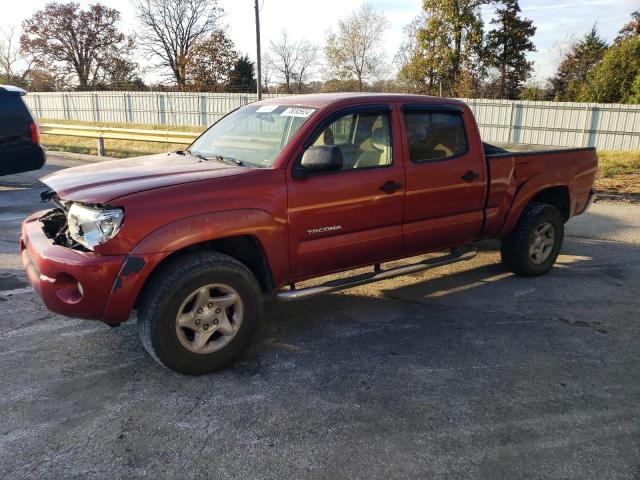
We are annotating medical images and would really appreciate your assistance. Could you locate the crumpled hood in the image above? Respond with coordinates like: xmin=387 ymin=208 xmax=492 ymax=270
xmin=41 ymin=152 xmax=251 ymax=204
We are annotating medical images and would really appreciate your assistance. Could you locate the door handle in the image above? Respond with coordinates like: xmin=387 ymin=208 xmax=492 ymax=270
xmin=379 ymin=181 xmax=403 ymax=194
xmin=461 ymin=170 xmax=479 ymax=182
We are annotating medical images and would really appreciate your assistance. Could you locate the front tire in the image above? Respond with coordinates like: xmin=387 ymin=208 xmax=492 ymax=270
xmin=500 ymin=202 xmax=564 ymax=277
xmin=137 ymin=251 xmax=262 ymax=375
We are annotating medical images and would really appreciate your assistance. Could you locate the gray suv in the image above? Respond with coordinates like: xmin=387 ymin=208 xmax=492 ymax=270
xmin=0 ymin=85 xmax=46 ymax=176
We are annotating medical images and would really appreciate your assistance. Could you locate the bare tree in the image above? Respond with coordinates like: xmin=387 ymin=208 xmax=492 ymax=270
xmin=0 ymin=26 xmax=31 ymax=85
xmin=324 ymin=3 xmax=389 ymax=91
xmin=20 ymin=2 xmax=135 ymax=90
xmin=294 ymin=42 xmax=320 ymax=93
xmin=135 ymin=0 xmax=224 ymax=88
xmin=261 ymin=52 xmax=273 ymax=92
xmin=269 ymin=31 xmax=320 ymax=93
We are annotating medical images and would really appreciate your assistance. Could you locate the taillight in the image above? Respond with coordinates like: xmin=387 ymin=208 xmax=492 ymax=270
xmin=30 ymin=122 xmax=40 ymax=144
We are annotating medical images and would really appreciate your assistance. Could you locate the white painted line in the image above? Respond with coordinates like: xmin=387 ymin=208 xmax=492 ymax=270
xmin=0 ymin=287 xmax=34 ymax=297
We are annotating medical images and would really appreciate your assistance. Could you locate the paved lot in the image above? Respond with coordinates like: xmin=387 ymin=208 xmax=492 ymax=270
xmin=1 ymin=155 xmax=639 ymax=479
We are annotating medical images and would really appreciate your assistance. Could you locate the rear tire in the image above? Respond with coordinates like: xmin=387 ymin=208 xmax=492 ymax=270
xmin=500 ymin=202 xmax=564 ymax=277
xmin=137 ymin=251 xmax=262 ymax=375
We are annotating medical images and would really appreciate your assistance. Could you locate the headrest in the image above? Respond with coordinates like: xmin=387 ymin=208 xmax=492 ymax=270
xmin=371 ymin=127 xmax=388 ymax=150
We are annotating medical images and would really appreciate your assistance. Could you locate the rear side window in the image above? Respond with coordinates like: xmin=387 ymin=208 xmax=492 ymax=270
xmin=403 ymin=110 xmax=468 ymax=162
xmin=0 ymin=94 xmax=23 ymax=114
xmin=0 ymin=94 xmax=33 ymax=145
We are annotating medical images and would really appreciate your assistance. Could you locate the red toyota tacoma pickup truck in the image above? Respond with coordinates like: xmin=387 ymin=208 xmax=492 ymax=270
xmin=21 ymin=93 xmax=597 ymax=374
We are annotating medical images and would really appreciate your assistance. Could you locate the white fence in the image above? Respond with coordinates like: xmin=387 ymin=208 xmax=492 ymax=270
xmin=24 ymin=91 xmax=640 ymax=150
xmin=462 ymin=98 xmax=640 ymax=151
xmin=25 ymin=91 xmax=285 ymax=128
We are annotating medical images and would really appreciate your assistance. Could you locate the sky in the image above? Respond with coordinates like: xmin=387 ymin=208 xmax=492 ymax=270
xmin=2 ymin=0 xmax=638 ymax=85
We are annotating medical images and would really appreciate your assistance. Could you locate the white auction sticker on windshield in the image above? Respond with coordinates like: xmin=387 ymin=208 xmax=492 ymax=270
xmin=257 ymin=105 xmax=279 ymax=113
xmin=281 ymin=107 xmax=315 ymax=118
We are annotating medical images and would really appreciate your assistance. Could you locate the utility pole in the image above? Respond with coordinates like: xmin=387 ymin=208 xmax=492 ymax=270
xmin=254 ymin=0 xmax=262 ymax=100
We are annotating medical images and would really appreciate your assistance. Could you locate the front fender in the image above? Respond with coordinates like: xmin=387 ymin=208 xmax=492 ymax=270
xmin=102 ymin=209 xmax=289 ymax=324
xmin=498 ymin=172 xmax=574 ymax=238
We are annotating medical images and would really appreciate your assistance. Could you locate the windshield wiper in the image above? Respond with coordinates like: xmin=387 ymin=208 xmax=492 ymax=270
xmin=185 ymin=149 xmax=245 ymax=166
xmin=185 ymin=149 xmax=209 ymax=162
xmin=209 ymin=154 xmax=245 ymax=166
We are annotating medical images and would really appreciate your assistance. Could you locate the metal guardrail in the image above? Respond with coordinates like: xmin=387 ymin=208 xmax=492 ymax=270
xmin=39 ymin=123 xmax=201 ymax=156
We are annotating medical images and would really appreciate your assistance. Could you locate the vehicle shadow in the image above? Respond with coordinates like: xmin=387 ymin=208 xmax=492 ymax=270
xmin=253 ymin=234 xmax=638 ymax=371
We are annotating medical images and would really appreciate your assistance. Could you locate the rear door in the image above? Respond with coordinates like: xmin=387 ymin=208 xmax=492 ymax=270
xmin=400 ymin=104 xmax=486 ymax=255
xmin=287 ymin=104 xmax=405 ymax=280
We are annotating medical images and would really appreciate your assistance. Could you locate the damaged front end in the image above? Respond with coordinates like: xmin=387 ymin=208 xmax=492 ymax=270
xmin=39 ymin=190 xmax=123 ymax=252
xmin=40 ymin=191 xmax=84 ymax=250
xmin=40 ymin=208 xmax=86 ymax=251
xmin=22 ymin=190 xmax=154 ymax=324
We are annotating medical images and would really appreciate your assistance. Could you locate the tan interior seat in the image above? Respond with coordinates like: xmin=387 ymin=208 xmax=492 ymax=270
xmin=354 ymin=127 xmax=391 ymax=168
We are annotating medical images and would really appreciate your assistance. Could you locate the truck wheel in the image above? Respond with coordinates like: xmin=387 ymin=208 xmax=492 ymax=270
xmin=500 ymin=202 xmax=564 ymax=277
xmin=137 ymin=251 xmax=262 ymax=375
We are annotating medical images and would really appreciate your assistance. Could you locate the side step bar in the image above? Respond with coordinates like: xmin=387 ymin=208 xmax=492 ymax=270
xmin=276 ymin=247 xmax=477 ymax=302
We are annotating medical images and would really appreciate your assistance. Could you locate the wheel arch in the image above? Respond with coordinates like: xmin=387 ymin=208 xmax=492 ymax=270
xmin=529 ymin=186 xmax=571 ymax=221
xmin=499 ymin=175 xmax=574 ymax=238
xmin=139 ymin=234 xmax=275 ymax=298
xmin=102 ymin=209 xmax=289 ymax=324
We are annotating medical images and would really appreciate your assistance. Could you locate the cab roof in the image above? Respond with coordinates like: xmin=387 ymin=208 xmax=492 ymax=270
xmin=0 ymin=85 xmax=27 ymax=95
xmin=255 ymin=92 xmax=466 ymax=110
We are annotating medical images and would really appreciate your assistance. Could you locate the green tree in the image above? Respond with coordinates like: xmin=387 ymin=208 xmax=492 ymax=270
xmin=580 ymin=37 xmax=640 ymax=103
xmin=628 ymin=74 xmax=640 ymax=103
xmin=520 ymin=85 xmax=545 ymax=101
xmin=396 ymin=13 xmax=446 ymax=94
xmin=397 ymin=0 xmax=488 ymax=97
xmin=227 ymin=55 xmax=256 ymax=93
xmin=485 ymin=0 xmax=536 ymax=99
xmin=548 ymin=26 xmax=607 ymax=101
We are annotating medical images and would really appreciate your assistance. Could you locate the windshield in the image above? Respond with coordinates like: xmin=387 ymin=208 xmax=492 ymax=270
xmin=188 ymin=104 xmax=317 ymax=168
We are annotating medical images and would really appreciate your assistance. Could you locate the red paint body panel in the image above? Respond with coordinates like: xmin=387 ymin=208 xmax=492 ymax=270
xmin=21 ymin=93 xmax=598 ymax=325
xmin=40 ymin=152 xmax=250 ymax=204
xmin=285 ymin=102 xmax=405 ymax=279
xmin=21 ymin=212 xmax=126 ymax=321
xmin=399 ymin=103 xmax=487 ymax=254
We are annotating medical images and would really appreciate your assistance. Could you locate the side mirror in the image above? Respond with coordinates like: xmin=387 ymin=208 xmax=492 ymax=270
xmin=298 ymin=145 xmax=343 ymax=175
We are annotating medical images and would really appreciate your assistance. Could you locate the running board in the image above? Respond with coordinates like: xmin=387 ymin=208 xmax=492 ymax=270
xmin=276 ymin=248 xmax=477 ymax=302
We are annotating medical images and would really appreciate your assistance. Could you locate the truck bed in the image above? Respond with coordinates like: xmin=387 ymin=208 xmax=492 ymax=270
xmin=480 ymin=142 xmax=598 ymax=239
xmin=483 ymin=142 xmax=595 ymax=158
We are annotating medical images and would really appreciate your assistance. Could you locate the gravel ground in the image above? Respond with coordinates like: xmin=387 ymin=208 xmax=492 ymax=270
xmin=1 ymin=155 xmax=639 ymax=479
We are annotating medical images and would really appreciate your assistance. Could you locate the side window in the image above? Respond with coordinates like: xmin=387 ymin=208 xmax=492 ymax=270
xmin=310 ymin=111 xmax=392 ymax=170
xmin=403 ymin=111 xmax=468 ymax=162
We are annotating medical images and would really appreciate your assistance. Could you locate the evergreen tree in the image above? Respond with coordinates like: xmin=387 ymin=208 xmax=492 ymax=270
xmin=580 ymin=37 xmax=640 ymax=103
xmin=485 ymin=0 xmax=536 ymax=99
xmin=548 ymin=26 xmax=607 ymax=101
xmin=227 ymin=55 xmax=256 ymax=93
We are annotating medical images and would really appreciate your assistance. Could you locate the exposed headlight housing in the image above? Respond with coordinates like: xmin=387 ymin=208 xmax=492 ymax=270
xmin=67 ymin=203 xmax=124 ymax=251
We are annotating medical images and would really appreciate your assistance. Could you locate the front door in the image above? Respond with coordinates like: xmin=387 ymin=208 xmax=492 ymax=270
xmin=400 ymin=105 xmax=487 ymax=255
xmin=287 ymin=105 xmax=405 ymax=280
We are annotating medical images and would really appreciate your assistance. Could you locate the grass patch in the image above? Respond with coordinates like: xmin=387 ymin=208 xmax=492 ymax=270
xmin=598 ymin=151 xmax=640 ymax=178
xmin=595 ymin=151 xmax=640 ymax=195
xmin=39 ymin=118 xmax=205 ymax=158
